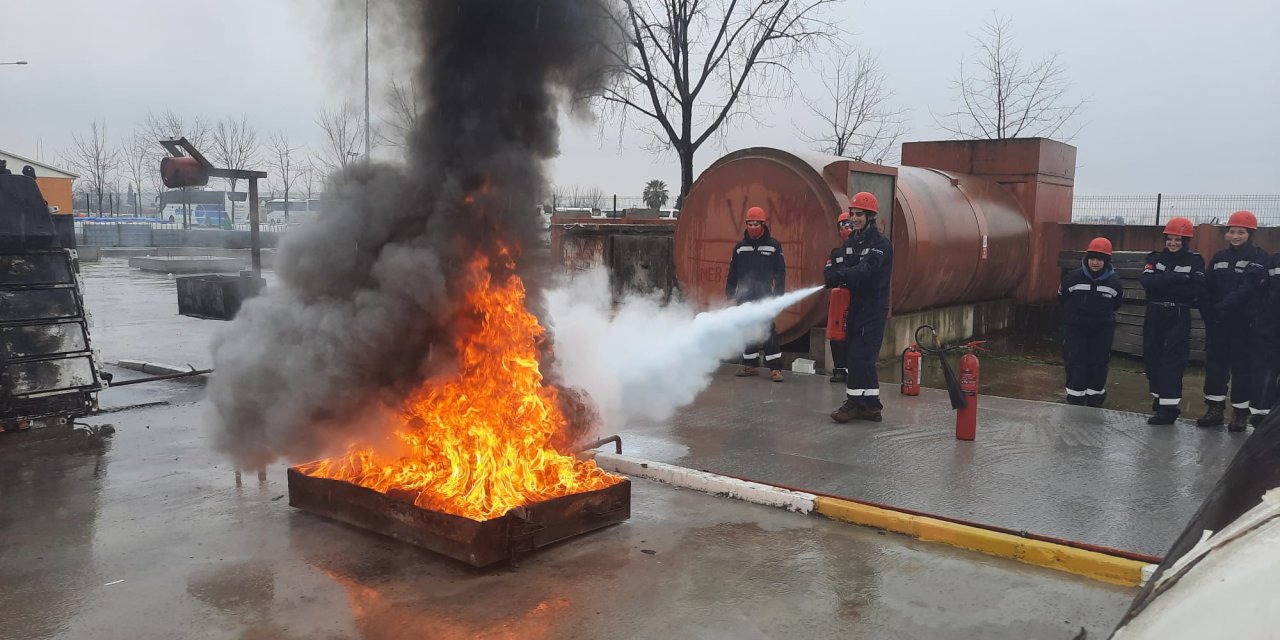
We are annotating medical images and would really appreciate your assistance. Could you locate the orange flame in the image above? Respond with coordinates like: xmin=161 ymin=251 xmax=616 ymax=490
xmin=311 ymin=248 xmax=619 ymax=521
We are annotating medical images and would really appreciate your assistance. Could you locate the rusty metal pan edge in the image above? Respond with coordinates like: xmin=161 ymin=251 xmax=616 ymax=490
xmin=287 ymin=465 xmax=631 ymax=568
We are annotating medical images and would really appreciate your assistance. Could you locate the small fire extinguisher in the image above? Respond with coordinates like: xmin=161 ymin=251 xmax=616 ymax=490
xmin=901 ymin=345 xmax=922 ymax=396
xmin=955 ymin=345 xmax=983 ymax=441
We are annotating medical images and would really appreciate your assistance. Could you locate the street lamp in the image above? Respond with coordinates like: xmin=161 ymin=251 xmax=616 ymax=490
xmin=0 ymin=60 xmax=29 ymax=65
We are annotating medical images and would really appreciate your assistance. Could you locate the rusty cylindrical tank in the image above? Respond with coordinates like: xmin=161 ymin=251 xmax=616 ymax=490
xmin=892 ymin=166 xmax=1030 ymax=313
xmin=160 ymin=156 xmax=210 ymax=189
xmin=675 ymin=148 xmax=1031 ymax=344
xmin=675 ymin=148 xmax=845 ymax=344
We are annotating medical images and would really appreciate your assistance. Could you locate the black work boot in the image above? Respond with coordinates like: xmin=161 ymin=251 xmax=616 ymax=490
xmin=1147 ymin=410 xmax=1178 ymax=426
xmin=831 ymin=399 xmax=862 ymax=424
xmin=1066 ymin=395 xmax=1086 ymax=406
xmin=858 ymin=406 xmax=883 ymax=422
xmin=1085 ymin=394 xmax=1106 ymax=408
xmin=1251 ymin=414 xmax=1267 ymax=428
xmin=828 ymin=369 xmax=847 ymax=383
xmin=1228 ymin=408 xmax=1250 ymax=433
xmin=1196 ymin=402 xmax=1225 ymax=428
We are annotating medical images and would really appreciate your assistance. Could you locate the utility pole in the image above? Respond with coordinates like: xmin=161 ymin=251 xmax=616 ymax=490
xmin=364 ymin=0 xmax=372 ymax=160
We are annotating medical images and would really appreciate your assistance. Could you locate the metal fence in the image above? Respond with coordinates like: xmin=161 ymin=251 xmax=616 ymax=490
xmin=1072 ymin=195 xmax=1280 ymax=227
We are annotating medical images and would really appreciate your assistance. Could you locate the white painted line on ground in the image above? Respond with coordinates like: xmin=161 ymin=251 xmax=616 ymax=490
xmin=595 ymin=453 xmax=816 ymax=514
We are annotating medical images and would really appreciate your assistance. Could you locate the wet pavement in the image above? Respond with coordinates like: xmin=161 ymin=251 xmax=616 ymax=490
xmin=0 ymin=259 xmax=1210 ymax=637
xmin=622 ymin=368 xmax=1243 ymax=557
xmin=1 ymin=387 xmax=1134 ymax=640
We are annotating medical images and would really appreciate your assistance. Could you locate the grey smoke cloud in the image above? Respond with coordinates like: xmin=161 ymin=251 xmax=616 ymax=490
xmin=207 ymin=0 xmax=616 ymax=469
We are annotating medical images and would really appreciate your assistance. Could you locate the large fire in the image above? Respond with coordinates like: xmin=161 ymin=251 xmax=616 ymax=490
xmin=311 ymin=248 xmax=620 ymax=521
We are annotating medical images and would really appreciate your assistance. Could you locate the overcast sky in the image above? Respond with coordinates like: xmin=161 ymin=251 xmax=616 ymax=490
xmin=2 ymin=0 xmax=1277 ymax=197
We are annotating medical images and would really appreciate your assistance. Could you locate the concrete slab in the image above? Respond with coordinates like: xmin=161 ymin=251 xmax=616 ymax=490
xmin=619 ymin=367 xmax=1244 ymax=557
xmin=128 ymin=256 xmax=247 ymax=274
xmin=0 ymin=396 xmax=1135 ymax=639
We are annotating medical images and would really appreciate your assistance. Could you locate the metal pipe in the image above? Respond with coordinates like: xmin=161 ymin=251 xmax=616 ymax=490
xmin=108 ymin=368 xmax=213 ymax=387
xmin=578 ymin=435 xmax=623 ymax=455
xmin=249 ymin=178 xmax=261 ymax=277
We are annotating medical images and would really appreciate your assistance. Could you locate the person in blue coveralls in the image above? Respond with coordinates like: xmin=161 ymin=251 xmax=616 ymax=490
xmin=1139 ymin=217 xmax=1205 ymax=425
xmin=1059 ymin=237 xmax=1124 ymax=407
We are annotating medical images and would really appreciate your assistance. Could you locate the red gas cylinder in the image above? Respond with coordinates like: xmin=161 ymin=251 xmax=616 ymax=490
xmin=956 ymin=351 xmax=979 ymax=440
xmin=901 ymin=345 xmax=922 ymax=396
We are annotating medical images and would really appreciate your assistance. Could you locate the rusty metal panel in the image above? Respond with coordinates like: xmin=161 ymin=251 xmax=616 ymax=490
xmin=2 ymin=322 xmax=88 ymax=358
xmin=0 ymin=289 xmax=80 ymax=323
xmin=5 ymin=356 xmax=98 ymax=396
xmin=287 ymin=464 xmax=630 ymax=567
xmin=559 ymin=234 xmax=608 ymax=272
xmin=0 ymin=253 xmax=74 ymax=286
xmin=609 ymin=234 xmax=675 ymax=298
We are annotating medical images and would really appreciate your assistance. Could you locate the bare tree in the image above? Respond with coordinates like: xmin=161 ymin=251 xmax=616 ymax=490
xmin=63 ymin=121 xmax=120 ymax=215
xmin=317 ymin=104 xmax=366 ymax=172
xmin=140 ymin=108 xmax=212 ymax=151
xmin=300 ymin=155 xmax=320 ymax=201
xmin=935 ymin=14 xmax=1086 ymax=140
xmin=381 ymin=79 xmax=422 ymax=149
xmin=265 ymin=131 xmax=303 ymax=219
xmin=120 ymin=131 xmax=154 ymax=216
xmin=799 ymin=51 xmax=908 ymax=164
xmin=599 ymin=0 xmax=837 ymax=205
xmin=210 ymin=115 xmax=260 ymax=223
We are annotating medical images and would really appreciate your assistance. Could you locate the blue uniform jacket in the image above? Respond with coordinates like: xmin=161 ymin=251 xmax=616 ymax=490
xmin=1139 ymin=248 xmax=1205 ymax=305
xmin=725 ymin=224 xmax=785 ymax=303
xmin=824 ymin=225 xmax=892 ymax=324
xmin=1058 ymin=259 xmax=1124 ymax=326
xmin=1203 ymin=244 xmax=1268 ymax=322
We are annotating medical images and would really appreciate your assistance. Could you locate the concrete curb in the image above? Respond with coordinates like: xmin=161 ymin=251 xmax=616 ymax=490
xmin=813 ymin=496 xmax=1156 ymax=587
xmin=114 ymin=359 xmax=206 ymax=377
xmin=592 ymin=452 xmax=1156 ymax=588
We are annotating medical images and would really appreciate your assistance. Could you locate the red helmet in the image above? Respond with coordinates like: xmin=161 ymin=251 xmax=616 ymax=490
xmin=849 ymin=191 xmax=878 ymax=214
xmin=746 ymin=206 xmax=767 ymax=222
xmin=1087 ymin=237 xmax=1113 ymax=256
xmin=1162 ymin=217 xmax=1194 ymax=238
xmin=837 ymin=211 xmax=851 ymax=223
xmin=1225 ymin=210 xmax=1257 ymax=230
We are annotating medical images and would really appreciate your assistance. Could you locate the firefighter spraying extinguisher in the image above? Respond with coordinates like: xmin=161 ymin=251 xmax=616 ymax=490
xmin=901 ymin=345 xmax=922 ymax=396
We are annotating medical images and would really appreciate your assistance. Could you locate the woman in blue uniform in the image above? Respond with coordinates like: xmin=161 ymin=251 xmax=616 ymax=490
xmin=1059 ymin=237 xmax=1124 ymax=407
xmin=1197 ymin=210 xmax=1269 ymax=432
xmin=1139 ymin=217 xmax=1205 ymax=425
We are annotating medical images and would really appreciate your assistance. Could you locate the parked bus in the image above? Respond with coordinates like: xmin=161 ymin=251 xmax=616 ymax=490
xmin=157 ymin=190 xmax=248 ymax=227
xmin=264 ymin=199 xmax=323 ymax=224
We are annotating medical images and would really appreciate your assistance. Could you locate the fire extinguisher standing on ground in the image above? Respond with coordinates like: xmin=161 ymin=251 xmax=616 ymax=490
xmin=956 ymin=348 xmax=981 ymax=441
xmin=901 ymin=345 xmax=922 ymax=396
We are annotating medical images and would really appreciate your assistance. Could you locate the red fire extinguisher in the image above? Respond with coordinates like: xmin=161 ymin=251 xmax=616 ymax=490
xmin=826 ymin=287 xmax=850 ymax=341
xmin=901 ymin=345 xmax=922 ymax=396
xmin=955 ymin=343 xmax=984 ymax=441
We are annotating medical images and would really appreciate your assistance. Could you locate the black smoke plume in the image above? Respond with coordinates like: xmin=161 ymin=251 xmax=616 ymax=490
xmin=208 ymin=0 xmax=614 ymax=468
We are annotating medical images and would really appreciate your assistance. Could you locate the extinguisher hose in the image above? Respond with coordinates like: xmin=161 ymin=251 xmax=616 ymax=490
xmin=914 ymin=325 xmax=968 ymax=410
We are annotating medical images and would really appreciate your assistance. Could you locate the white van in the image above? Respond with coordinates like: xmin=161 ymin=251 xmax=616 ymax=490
xmin=557 ymin=207 xmax=602 ymax=219
xmin=659 ymin=208 xmax=680 ymax=220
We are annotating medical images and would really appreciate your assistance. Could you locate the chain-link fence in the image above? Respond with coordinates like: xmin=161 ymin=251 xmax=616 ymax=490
xmin=1073 ymin=195 xmax=1280 ymax=227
